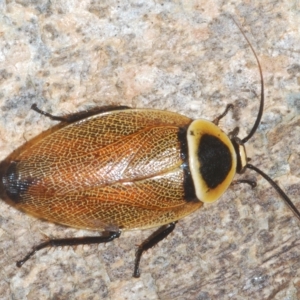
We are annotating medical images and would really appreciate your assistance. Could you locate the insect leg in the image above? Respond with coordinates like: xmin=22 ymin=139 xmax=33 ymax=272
xmin=16 ymin=231 xmax=121 ymax=267
xmin=213 ymin=103 xmax=234 ymax=125
xmin=133 ymin=222 xmax=177 ymax=278
xmin=31 ymin=103 xmax=131 ymax=122
xmin=232 ymin=179 xmax=257 ymax=188
xmin=228 ymin=127 xmax=240 ymax=139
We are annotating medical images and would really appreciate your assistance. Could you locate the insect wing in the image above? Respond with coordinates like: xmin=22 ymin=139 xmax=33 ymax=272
xmin=1 ymin=109 xmax=202 ymax=230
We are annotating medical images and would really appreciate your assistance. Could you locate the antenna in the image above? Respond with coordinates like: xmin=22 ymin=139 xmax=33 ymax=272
xmin=232 ymin=17 xmax=300 ymax=221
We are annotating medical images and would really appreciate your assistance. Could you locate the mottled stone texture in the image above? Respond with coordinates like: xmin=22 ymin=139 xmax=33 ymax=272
xmin=0 ymin=1 xmax=299 ymax=300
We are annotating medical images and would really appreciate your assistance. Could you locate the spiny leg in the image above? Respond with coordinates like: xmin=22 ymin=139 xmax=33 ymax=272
xmin=133 ymin=222 xmax=177 ymax=278
xmin=16 ymin=231 xmax=121 ymax=267
xmin=228 ymin=127 xmax=240 ymax=139
xmin=213 ymin=104 xmax=234 ymax=125
xmin=31 ymin=103 xmax=130 ymax=122
xmin=232 ymin=179 xmax=257 ymax=188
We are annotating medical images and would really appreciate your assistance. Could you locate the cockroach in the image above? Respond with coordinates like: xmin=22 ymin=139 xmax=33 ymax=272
xmin=0 ymin=21 xmax=299 ymax=278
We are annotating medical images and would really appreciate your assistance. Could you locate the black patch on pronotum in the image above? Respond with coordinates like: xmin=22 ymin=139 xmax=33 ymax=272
xmin=177 ymin=126 xmax=198 ymax=202
xmin=198 ymin=134 xmax=232 ymax=189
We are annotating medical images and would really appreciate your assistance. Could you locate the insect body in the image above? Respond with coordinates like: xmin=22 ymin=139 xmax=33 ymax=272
xmin=0 ymin=24 xmax=299 ymax=278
